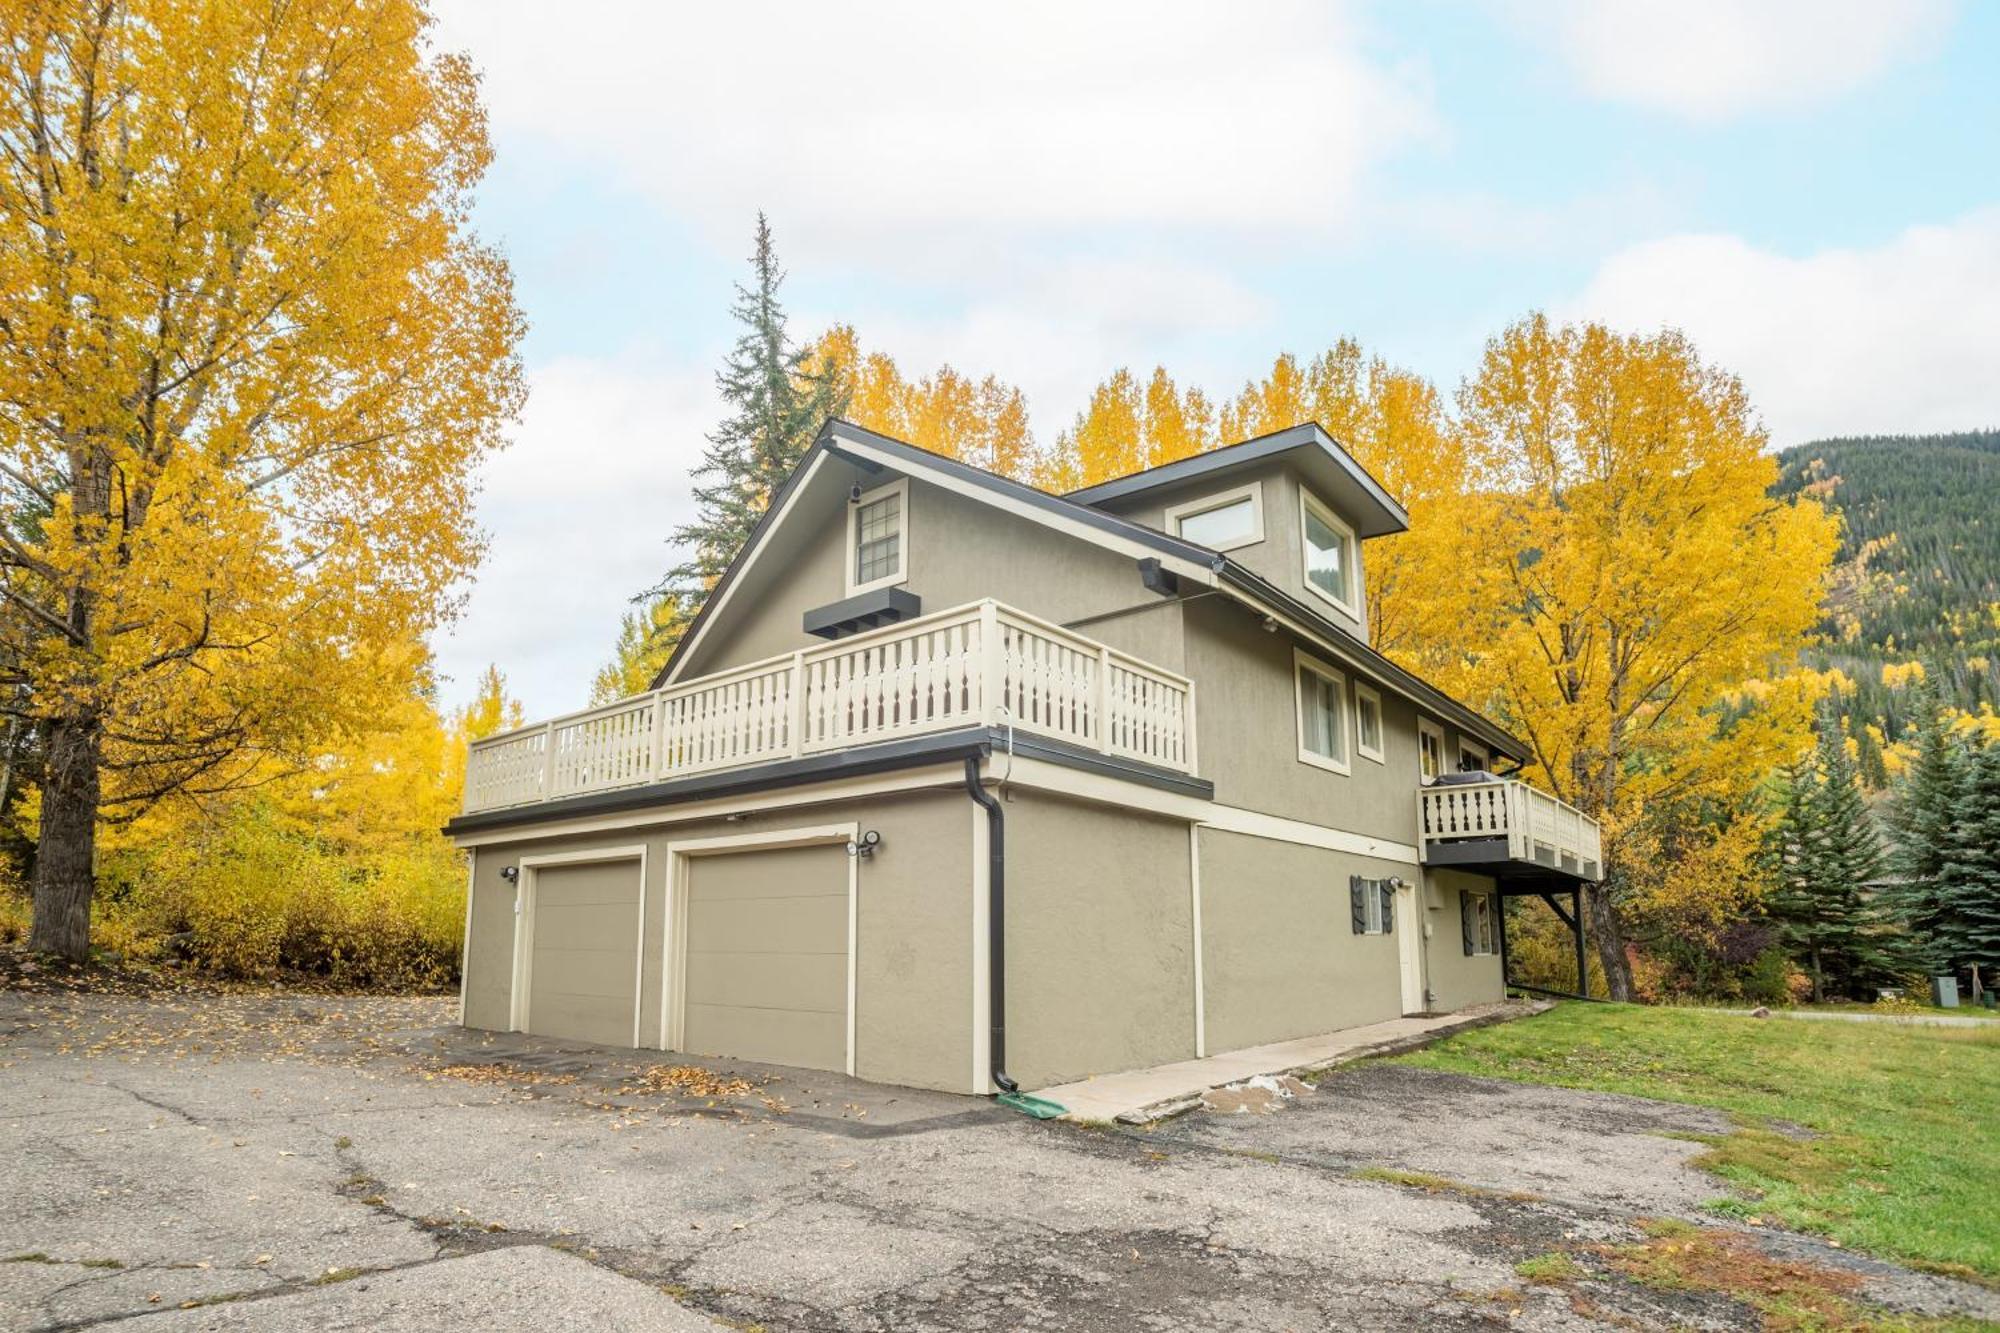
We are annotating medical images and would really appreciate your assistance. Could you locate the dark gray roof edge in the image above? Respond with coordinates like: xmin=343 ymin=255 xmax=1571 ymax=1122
xmin=1212 ymin=560 xmax=1530 ymax=764
xmin=443 ymin=725 xmax=1213 ymax=839
xmin=823 ymin=419 xmax=1227 ymax=569
xmin=1063 ymin=421 xmax=1410 ymax=531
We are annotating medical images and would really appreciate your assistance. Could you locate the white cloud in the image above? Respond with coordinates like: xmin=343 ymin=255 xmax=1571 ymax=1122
xmin=1561 ymin=209 xmax=2000 ymax=446
xmin=431 ymin=0 xmax=1434 ymax=258
xmin=1513 ymin=0 xmax=1954 ymax=121
xmin=431 ymin=352 xmax=720 ymax=717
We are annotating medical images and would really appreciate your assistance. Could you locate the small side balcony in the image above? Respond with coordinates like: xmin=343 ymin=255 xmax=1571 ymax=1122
xmin=462 ymin=599 xmax=1197 ymax=815
xmin=1419 ymin=777 xmax=1603 ymax=883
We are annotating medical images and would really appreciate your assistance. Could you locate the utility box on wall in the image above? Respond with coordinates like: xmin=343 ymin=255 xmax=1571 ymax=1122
xmin=1931 ymin=975 xmax=1959 ymax=1009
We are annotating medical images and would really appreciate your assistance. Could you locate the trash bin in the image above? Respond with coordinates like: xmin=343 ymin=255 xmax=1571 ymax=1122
xmin=1931 ymin=975 xmax=1959 ymax=1009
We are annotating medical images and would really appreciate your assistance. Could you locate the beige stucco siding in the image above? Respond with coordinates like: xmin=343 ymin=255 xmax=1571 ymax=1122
xmin=1001 ymin=791 xmax=1197 ymax=1088
xmin=1423 ymin=869 xmax=1505 ymax=1012
xmin=1198 ymin=828 xmax=1411 ymax=1053
xmin=683 ymin=470 xmax=1188 ymax=680
xmin=457 ymin=787 xmax=975 ymax=1092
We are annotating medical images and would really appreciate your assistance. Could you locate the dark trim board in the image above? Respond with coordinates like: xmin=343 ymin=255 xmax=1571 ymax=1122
xmin=1421 ymin=838 xmax=1598 ymax=886
xmin=444 ymin=726 xmax=1215 ymax=839
xmin=804 ymin=586 xmax=923 ymax=639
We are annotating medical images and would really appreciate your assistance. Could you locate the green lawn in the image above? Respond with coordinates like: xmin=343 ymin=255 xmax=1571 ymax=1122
xmin=1393 ymin=1003 xmax=2000 ymax=1283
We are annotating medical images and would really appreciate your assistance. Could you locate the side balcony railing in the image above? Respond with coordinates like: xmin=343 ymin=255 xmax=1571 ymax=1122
xmin=1419 ymin=778 xmax=1603 ymax=882
xmin=462 ymin=599 xmax=1198 ymax=815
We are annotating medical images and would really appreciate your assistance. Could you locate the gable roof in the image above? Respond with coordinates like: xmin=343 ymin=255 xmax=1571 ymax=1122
xmin=650 ymin=418 xmax=1525 ymax=763
xmin=1065 ymin=421 xmax=1410 ymax=538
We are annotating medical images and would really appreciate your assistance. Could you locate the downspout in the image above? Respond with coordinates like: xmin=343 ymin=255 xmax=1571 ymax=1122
xmin=963 ymin=755 xmax=1019 ymax=1095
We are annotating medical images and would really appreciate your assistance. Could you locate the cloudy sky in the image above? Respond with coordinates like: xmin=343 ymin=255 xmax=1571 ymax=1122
xmin=424 ymin=0 xmax=2000 ymax=719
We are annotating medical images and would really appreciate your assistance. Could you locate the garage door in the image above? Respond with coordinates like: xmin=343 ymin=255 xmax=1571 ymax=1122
xmin=524 ymin=859 xmax=641 ymax=1046
xmin=682 ymin=844 xmax=847 ymax=1072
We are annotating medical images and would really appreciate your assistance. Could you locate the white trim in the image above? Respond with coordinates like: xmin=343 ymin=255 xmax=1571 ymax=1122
xmin=658 ymin=823 xmax=859 ymax=1076
xmin=1163 ymin=482 xmax=1264 ymax=552
xmin=990 ymin=752 xmax=1421 ymax=864
xmin=450 ymin=764 xmax=965 ymax=849
xmin=1294 ymin=648 xmax=1352 ymax=776
xmin=844 ymin=476 xmax=909 ymax=597
xmin=1299 ymin=487 xmax=1360 ymax=618
xmin=1458 ymin=737 xmax=1490 ymax=774
xmin=457 ymin=854 xmax=475 ymax=1026
xmin=1189 ymin=824 xmax=1206 ymax=1058
xmin=970 ymin=801 xmax=992 ymax=1095
xmin=832 ymin=431 xmax=1220 ymax=586
xmin=509 ymin=845 xmax=649 ymax=1040
xmin=1417 ymin=717 xmax=1446 ymax=785
xmin=1354 ymin=682 xmax=1386 ymax=765
xmin=664 ymin=450 xmax=829 ymax=684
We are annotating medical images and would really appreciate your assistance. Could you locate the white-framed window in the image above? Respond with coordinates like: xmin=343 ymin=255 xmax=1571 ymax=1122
xmin=1354 ymin=683 xmax=1385 ymax=764
xmin=1294 ymin=649 xmax=1350 ymax=775
xmin=846 ymin=478 xmax=908 ymax=596
xmin=1458 ymin=737 xmax=1490 ymax=774
xmin=1463 ymin=889 xmax=1496 ymax=956
xmin=1417 ymin=717 xmax=1445 ymax=784
xmin=1299 ymin=488 xmax=1358 ymax=616
xmin=1351 ymin=875 xmax=1394 ymax=936
xmin=1163 ymin=482 xmax=1264 ymax=552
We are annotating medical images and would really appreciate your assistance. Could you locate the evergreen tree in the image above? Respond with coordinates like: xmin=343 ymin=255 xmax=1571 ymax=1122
xmin=1766 ymin=715 xmax=1895 ymax=1000
xmin=1881 ymin=674 xmax=1965 ymax=968
xmin=1936 ymin=742 xmax=2000 ymax=995
xmin=660 ymin=214 xmax=844 ymax=607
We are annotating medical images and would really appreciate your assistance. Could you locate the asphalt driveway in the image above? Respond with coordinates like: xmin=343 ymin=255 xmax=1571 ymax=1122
xmin=2 ymin=989 xmax=1991 ymax=1331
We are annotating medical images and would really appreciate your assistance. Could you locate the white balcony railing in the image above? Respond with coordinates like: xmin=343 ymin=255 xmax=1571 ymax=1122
xmin=1419 ymin=778 xmax=1603 ymax=881
xmin=462 ymin=599 xmax=1197 ymax=815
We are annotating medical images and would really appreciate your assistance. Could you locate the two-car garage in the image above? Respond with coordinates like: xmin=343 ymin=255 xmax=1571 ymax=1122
xmin=503 ymin=833 xmax=853 ymax=1075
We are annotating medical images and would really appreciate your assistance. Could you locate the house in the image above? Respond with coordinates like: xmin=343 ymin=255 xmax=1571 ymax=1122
xmin=445 ymin=420 xmax=1602 ymax=1096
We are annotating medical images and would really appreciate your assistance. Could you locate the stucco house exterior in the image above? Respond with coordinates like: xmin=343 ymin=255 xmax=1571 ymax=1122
xmin=444 ymin=420 xmax=1601 ymax=1097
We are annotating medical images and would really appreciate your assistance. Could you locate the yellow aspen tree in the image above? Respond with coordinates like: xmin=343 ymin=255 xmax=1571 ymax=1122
xmin=589 ymin=596 xmax=691 ymax=704
xmin=805 ymin=327 xmax=1035 ymax=478
xmin=1448 ymin=315 xmax=1839 ymax=997
xmin=0 ymin=0 xmax=525 ymax=958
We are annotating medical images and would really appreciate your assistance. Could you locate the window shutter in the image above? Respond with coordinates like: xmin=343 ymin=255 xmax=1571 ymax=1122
xmin=1460 ymin=890 xmax=1476 ymax=956
xmin=1379 ymin=881 xmax=1394 ymax=934
xmin=1350 ymin=877 xmax=1366 ymax=934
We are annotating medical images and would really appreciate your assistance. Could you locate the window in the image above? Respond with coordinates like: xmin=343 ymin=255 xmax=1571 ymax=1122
xmin=1300 ymin=489 xmax=1357 ymax=615
xmin=1458 ymin=738 xmax=1490 ymax=774
xmin=1294 ymin=650 xmax=1350 ymax=774
xmin=1350 ymin=875 xmax=1394 ymax=936
xmin=1163 ymin=483 xmax=1263 ymax=551
xmin=1354 ymin=683 xmax=1385 ymax=764
xmin=1417 ymin=718 xmax=1445 ymax=784
xmin=1462 ymin=889 xmax=1496 ymax=956
xmin=846 ymin=478 xmax=908 ymax=595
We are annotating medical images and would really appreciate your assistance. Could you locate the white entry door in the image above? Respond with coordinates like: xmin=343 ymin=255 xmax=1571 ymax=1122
xmin=1398 ymin=880 xmax=1426 ymax=1015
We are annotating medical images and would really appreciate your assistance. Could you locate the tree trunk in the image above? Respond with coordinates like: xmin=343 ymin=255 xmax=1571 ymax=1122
xmin=1584 ymin=882 xmax=1634 ymax=1000
xmin=28 ymin=709 xmax=102 ymax=962
xmin=1810 ymin=944 xmax=1824 ymax=1004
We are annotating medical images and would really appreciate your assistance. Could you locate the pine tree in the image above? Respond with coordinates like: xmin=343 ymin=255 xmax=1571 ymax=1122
xmin=1882 ymin=674 xmax=1965 ymax=968
xmin=660 ymin=215 xmax=843 ymax=607
xmin=1766 ymin=716 xmax=1894 ymax=1000
xmin=1936 ymin=741 xmax=2000 ymax=995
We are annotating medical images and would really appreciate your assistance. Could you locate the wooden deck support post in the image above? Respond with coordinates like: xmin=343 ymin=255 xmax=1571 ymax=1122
xmin=1572 ymin=885 xmax=1587 ymax=999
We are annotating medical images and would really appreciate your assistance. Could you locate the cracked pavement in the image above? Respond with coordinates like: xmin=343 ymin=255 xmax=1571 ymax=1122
xmin=2 ymin=991 xmax=1994 ymax=1331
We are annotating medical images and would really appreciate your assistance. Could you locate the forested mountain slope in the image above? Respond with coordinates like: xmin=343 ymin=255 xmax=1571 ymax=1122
xmin=1774 ymin=430 xmax=2000 ymax=776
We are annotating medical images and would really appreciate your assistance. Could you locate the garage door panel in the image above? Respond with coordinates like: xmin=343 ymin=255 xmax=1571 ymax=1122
xmin=681 ymin=843 xmax=847 ymax=1073
xmin=690 ymin=846 xmax=844 ymax=902
xmin=683 ymin=950 xmax=844 ymax=1012
xmin=531 ymin=902 xmax=636 ymax=951
xmin=525 ymin=859 xmax=640 ymax=1048
xmin=681 ymin=1003 xmax=844 ymax=1070
xmin=687 ymin=895 xmax=845 ymax=954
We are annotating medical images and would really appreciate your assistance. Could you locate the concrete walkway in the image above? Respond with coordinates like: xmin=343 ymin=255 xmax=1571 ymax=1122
xmin=1031 ymin=1000 xmax=1548 ymax=1123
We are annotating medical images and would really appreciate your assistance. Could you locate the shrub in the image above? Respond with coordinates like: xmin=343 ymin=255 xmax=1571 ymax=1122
xmin=1740 ymin=947 xmax=1797 ymax=1007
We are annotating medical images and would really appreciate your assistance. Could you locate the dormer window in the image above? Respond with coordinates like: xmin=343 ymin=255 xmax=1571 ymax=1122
xmin=1164 ymin=482 xmax=1264 ymax=552
xmin=847 ymin=478 xmax=908 ymax=595
xmin=1300 ymin=489 xmax=1357 ymax=615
